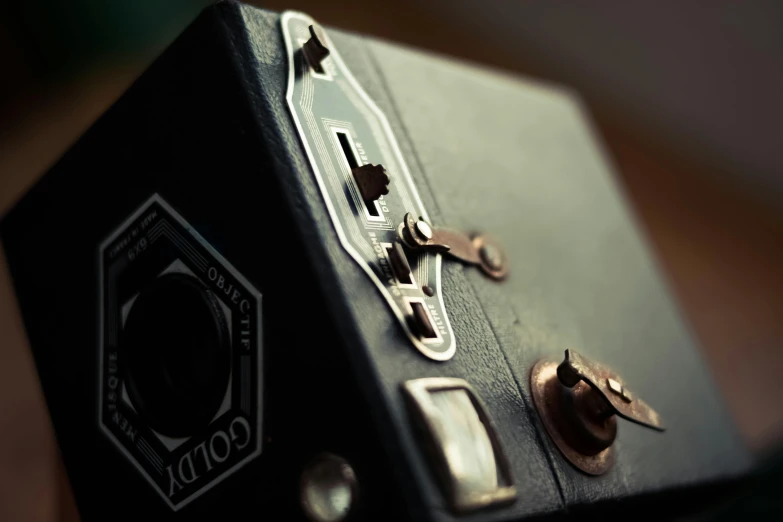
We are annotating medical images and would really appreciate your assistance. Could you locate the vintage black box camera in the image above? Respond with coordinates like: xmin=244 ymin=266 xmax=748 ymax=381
xmin=0 ymin=3 xmax=749 ymax=521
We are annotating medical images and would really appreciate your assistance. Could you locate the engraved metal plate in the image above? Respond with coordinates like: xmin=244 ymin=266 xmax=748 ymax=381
xmin=98 ymin=194 xmax=263 ymax=510
xmin=282 ymin=12 xmax=455 ymax=360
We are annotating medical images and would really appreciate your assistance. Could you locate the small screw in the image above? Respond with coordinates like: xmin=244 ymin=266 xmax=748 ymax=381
xmin=300 ymin=453 xmax=357 ymax=522
xmin=479 ymin=243 xmax=503 ymax=272
xmin=607 ymin=378 xmax=632 ymax=403
xmin=415 ymin=219 xmax=433 ymax=240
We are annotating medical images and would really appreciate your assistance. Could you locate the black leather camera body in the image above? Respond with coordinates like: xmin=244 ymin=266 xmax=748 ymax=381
xmin=0 ymin=3 xmax=750 ymax=521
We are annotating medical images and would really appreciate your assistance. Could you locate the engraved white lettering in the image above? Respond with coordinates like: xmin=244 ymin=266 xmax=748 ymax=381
xmin=178 ymin=453 xmax=199 ymax=484
xmin=369 ymin=236 xmax=396 ymax=289
xmin=355 ymin=142 xmax=369 ymax=164
xmin=110 ymin=409 xmax=137 ymax=442
xmin=230 ymin=416 xmax=251 ymax=451
xmin=208 ymin=267 xmax=247 ymax=312
xmin=165 ymin=416 xmax=252 ymax=497
xmin=209 ymin=431 xmax=231 ymax=463
xmin=166 ymin=465 xmax=184 ymax=497
xmin=140 ymin=210 xmax=157 ymax=229
xmin=106 ymin=351 xmax=136 ymax=439
xmin=194 ymin=441 xmax=213 ymax=472
xmin=240 ymin=316 xmax=251 ymax=353
xmin=429 ymin=304 xmax=448 ymax=335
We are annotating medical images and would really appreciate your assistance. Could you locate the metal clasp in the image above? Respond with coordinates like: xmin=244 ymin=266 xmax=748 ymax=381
xmin=399 ymin=213 xmax=509 ymax=280
xmin=530 ymin=350 xmax=665 ymax=475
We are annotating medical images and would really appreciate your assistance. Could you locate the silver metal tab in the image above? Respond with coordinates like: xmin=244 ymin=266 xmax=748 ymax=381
xmin=401 ymin=378 xmax=517 ymax=513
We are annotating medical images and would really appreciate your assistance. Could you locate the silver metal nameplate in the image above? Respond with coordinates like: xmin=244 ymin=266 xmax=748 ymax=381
xmin=282 ymin=11 xmax=455 ymax=360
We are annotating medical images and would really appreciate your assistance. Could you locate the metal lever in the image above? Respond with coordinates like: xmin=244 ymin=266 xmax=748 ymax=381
xmin=302 ymin=24 xmax=330 ymax=73
xmin=530 ymin=349 xmax=665 ymax=475
xmin=557 ymin=350 xmax=664 ymax=431
xmin=398 ymin=213 xmax=508 ymax=280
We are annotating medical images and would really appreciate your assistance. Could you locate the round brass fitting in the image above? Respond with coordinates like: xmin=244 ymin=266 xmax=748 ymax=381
xmin=530 ymin=360 xmax=616 ymax=475
xmin=530 ymin=350 xmax=665 ymax=475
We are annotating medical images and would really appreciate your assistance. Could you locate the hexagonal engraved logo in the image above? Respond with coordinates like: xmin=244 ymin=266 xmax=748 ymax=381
xmin=98 ymin=194 xmax=262 ymax=510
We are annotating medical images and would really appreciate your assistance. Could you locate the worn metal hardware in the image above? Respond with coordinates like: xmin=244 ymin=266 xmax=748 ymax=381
xmin=283 ymin=12 xmax=456 ymax=361
xmin=409 ymin=301 xmax=438 ymax=339
xmin=388 ymin=240 xmax=412 ymax=284
xmin=531 ymin=349 xmax=664 ymax=475
xmin=302 ymin=24 xmax=330 ymax=73
xmin=399 ymin=213 xmax=509 ymax=280
xmin=352 ymin=163 xmax=390 ymax=203
xmin=556 ymin=349 xmax=664 ymax=430
xmin=472 ymin=235 xmax=509 ymax=280
xmin=300 ymin=453 xmax=358 ymax=522
xmin=402 ymin=378 xmax=517 ymax=513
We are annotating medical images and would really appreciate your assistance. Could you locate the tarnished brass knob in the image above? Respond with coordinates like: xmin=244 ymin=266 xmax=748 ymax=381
xmin=530 ymin=350 xmax=664 ymax=475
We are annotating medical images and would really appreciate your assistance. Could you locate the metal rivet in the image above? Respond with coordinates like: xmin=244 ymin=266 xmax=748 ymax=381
xmin=301 ymin=453 xmax=358 ymax=522
xmin=606 ymin=378 xmax=632 ymax=403
xmin=607 ymin=378 xmax=623 ymax=395
xmin=472 ymin=235 xmax=509 ymax=280
xmin=415 ymin=219 xmax=433 ymax=240
xmin=479 ymin=243 xmax=503 ymax=272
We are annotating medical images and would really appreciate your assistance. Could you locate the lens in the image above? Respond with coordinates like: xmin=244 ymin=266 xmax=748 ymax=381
xmin=121 ymin=272 xmax=231 ymax=438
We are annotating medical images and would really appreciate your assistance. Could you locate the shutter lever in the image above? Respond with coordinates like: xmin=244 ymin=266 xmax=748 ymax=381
xmin=530 ymin=349 xmax=665 ymax=475
xmin=398 ymin=212 xmax=508 ymax=280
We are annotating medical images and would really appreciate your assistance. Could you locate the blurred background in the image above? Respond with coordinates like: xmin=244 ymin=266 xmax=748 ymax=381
xmin=1 ymin=1 xmax=781 ymax=520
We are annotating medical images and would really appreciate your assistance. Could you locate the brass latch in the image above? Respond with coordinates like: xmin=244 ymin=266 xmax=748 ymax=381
xmin=530 ymin=350 xmax=665 ymax=475
xmin=398 ymin=213 xmax=508 ymax=280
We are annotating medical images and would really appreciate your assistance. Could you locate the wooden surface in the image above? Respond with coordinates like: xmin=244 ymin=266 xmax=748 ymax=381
xmin=1 ymin=3 xmax=781 ymax=521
